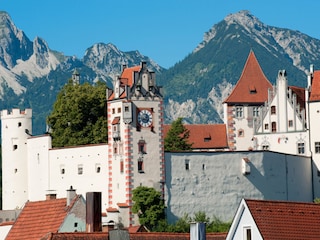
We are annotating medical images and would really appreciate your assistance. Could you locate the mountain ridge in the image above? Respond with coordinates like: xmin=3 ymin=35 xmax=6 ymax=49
xmin=1 ymin=10 xmax=320 ymax=134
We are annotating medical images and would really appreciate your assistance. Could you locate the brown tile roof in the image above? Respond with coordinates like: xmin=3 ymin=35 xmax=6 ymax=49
xmin=246 ymin=199 xmax=320 ymax=239
xmin=224 ymin=51 xmax=272 ymax=104
xmin=6 ymin=197 xmax=78 ymax=240
xmin=164 ymin=124 xmax=228 ymax=150
xmin=310 ymin=70 xmax=320 ymax=102
xmin=41 ymin=232 xmax=226 ymax=240
xmin=41 ymin=232 xmax=109 ymax=240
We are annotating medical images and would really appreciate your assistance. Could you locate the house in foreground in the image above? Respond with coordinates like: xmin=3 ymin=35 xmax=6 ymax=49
xmin=226 ymin=198 xmax=320 ymax=240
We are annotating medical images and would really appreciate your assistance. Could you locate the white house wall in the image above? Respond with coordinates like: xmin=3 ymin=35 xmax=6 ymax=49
xmin=165 ymin=151 xmax=312 ymax=223
xmin=48 ymin=144 xmax=109 ymax=211
xmin=226 ymin=200 xmax=263 ymax=240
xmin=27 ymin=135 xmax=51 ymax=201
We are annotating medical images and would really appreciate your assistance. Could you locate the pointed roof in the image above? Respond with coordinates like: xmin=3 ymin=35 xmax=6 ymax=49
xmin=108 ymin=65 xmax=141 ymax=101
xmin=164 ymin=124 xmax=228 ymax=150
xmin=236 ymin=199 xmax=320 ymax=239
xmin=309 ymin=70 xmax=320 ymax=102
xmin=6 ymin=196 xmax=81 ymax=240
xmin=224 ymin=51 xmax=272 ymax=104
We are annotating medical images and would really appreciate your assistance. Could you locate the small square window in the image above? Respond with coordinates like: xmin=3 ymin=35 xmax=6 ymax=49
xmin=96 ymin=164 xmax=101 ymax=173
xmin=315 ymin=142 xmax=320 ymax=154
xmin=288 ymin=120 xmax=293 ymax=127
xmin=264 ymin=124 xmax=269 ymax=130
xmin=13 ymin=145 xmax=18 ymax=151
xmin=185 ymin=159 xmax=190 ymax=170
xmin=125 ymin=106 xmax=129 ymax=112
xmin=118 ymin=108 xmax=121 ymax=113
xmin=238 ymin=129 xmax=244 ymax=137
xmin=271 ymin=106 xmax=276 ymax=114
xmin=18 ymin=122 xmax=22 ymax=127
xmin=298 ymin=142 xmax=305 ymax=154
xmin=78 ymin=165 xmax=83 ymax=175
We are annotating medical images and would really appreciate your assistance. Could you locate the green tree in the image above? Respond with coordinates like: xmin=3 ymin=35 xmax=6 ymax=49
xmin=132 ymin=186 xmax=165 ymax=230
xmin=47 ymin=80 xmax=108 ymax=147
xmin=164 ymin=117 xmax=192 ymax=151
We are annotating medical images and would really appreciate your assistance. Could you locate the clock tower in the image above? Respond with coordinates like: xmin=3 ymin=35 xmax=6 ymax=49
xmin=107 ymin=62 xmax=164 ymax=227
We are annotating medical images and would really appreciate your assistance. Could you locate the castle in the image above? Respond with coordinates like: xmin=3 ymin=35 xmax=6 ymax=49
xmin=2 ymin=51 xmax=320 ymax=226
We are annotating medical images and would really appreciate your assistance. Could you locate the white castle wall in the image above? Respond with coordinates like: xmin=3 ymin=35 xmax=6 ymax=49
xmin=1 ymin=109 xmax=32 ymax=210
xmin=165 ymin=151 xmax=313 ymax=223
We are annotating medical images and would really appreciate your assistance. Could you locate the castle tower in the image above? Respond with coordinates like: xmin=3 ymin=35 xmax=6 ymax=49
xmin=72 ymin=68 xmax=80 ymax=85
xmin=107 ymin=62 xmax=164 ymax=227
xmin=223 ymin=51 xmax=272 ymax=151
xmin=1 ymin=109 xmax=32 ymax=210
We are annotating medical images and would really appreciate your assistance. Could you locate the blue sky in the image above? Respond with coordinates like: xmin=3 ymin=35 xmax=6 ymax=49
xmin=1 ymin=0 xmax=320 ymax=68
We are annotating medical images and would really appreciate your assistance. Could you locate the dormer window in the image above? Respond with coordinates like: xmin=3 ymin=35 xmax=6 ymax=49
xmin=249 ymin=84 xmax=256 ymax=94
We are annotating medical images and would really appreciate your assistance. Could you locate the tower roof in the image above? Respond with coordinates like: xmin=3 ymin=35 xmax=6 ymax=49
xmin=309 ymin=70 xmax=320 ymax=102
xmin=224 ymin=51 xmax=272 ymax=104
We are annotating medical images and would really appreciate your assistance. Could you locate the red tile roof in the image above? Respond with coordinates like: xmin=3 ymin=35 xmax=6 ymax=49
xmin=41 ymin=232 xmax=226 ymax=240
xmin=41 ymin=232 xmax=109 ymax=240
xmin=310 ymin=70 xmax=320 ymax=102
xmin=164 ymin=124 xmax=228 ymax=150
xmin=224 ymin=51 xmax=272 ymax=104
xmin=108 ymin=65 xmax=141 ymax=101
xmin=6 ymin=197 xmax=79 ymax=240
xmin=246 ymin=199 xmax=320 ymax=239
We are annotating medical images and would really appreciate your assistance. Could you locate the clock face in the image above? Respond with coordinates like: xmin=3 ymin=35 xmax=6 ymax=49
xmin=138 ymin=109 xmax=153 ymax=127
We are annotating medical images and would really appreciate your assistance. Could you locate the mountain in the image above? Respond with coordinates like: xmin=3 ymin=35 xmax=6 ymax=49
xmin=157 ymin=10 xmax=320 ymax=124
xmin=0 ymin=11 xmax=163 ymax=134
xmin=1 ymin=10 xmax=320 ymax=133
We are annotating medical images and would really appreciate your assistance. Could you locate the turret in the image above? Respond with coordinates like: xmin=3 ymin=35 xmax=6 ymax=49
xmin=1 ymin=109 xmax=32 ymax=209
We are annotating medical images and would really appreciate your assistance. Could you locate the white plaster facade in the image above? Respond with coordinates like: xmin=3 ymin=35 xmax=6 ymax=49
xmin=165 ymin=151 xmax=314 ymax=223
xmin=254 ymin=70 xmax=310 ymax=156
xmin=1 ymin=109 xmax=32 ymax=210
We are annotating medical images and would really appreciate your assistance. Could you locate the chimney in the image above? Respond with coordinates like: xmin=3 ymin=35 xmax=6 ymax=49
xmin=190 ymin=222 xmax=206 ymax=240
xmin=46 ymin=193 xmax=57 ymax=200
xmin=67 ymin=186 xmax=76 ymax=206
xmin=86 ymin=192 xmax=102 ymax=232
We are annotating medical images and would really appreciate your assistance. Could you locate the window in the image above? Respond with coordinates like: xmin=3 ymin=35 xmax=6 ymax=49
xmin=185 ymin=159 xmax=190 ymax=170
xmin=288 ymin=120 xmax=293 ymax=127
xmin=253 ymin=107 xmax=259 ymax=117
xmin=235 ymin=107 xmax=243 ymax=118
xmin=262 ymin=144 xmax=269 ymax=150
xmin=112 ymin=108 xmax=115 ymax=114
xmin=264 ymin=123 xmax=269 ymax=130
xmin=18 ymin=122 xmax=22 ymax=127
xmin=60 ymin=165 xmax=65 ymax=174
xmin=271 ymin=106 xmax=276 ymax=114
xmin=271 ymin=122 xmax=277 ymax=132
xmin=138 ymin=160 xmax=144 ymax=173
xmin=315 ymin=142 xmax=320 ymax=154
xmin=120 ymin=160 xmax=124 ymax=173
xmin=138 ymin=139 xmax=146 ymax=154
xmin=117 ymin=108 xmax=121 ymax=113
xmin=78 ymin=165 xmax=83 ymax=175
xmin=13 ymin=144 xmax=18 ymax=151
xmin=298 ymin=142 xmax=305 ymax=154
xmin=96 ymin=164 xmax=101 ymax=173
xmin=202 ymin=164 xmax=206 ymax=170
xmin=243 ymin=227 xmax=252 ymax=240
xmin=125 ymin=106 xmax=129 ymax=112
xmin=238 ymin=129 xmax=244 ymax=137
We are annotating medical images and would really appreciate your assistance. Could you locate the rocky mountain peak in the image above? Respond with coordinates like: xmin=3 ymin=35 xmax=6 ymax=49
xmin=0 ymin=11 xmax=33 ymax=69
